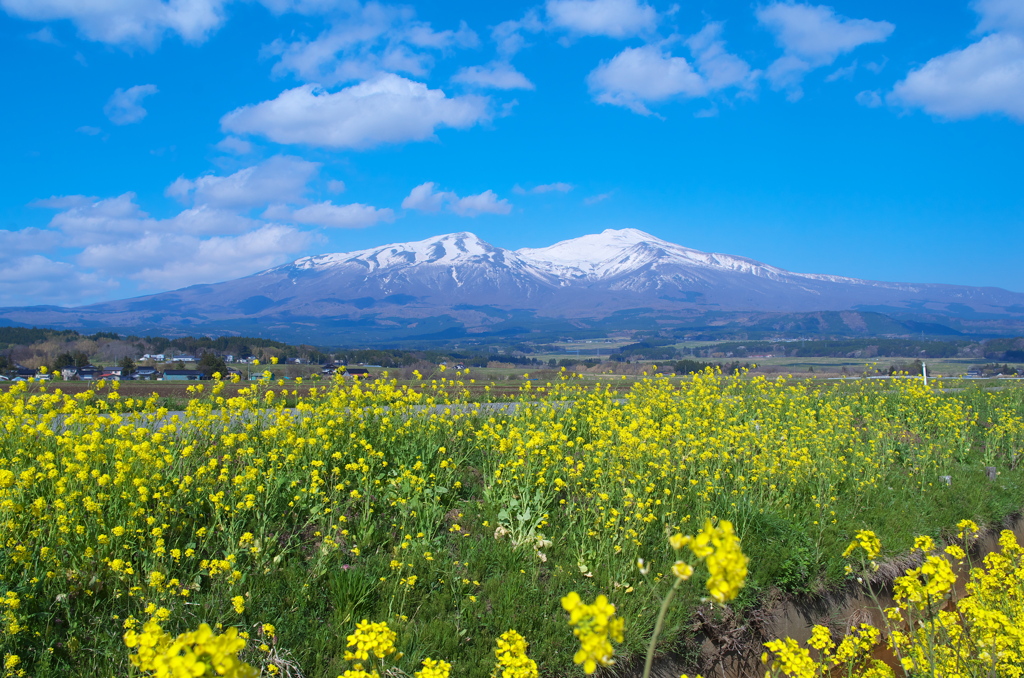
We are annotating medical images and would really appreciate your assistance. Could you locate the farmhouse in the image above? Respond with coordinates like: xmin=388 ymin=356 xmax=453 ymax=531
xmin=163 ymin=369 xmax=204 ymax=381
xmin=318 ymin=364 xmax=371 ymax=378
xmin=134 ymin=366 xmax=159 ymax=380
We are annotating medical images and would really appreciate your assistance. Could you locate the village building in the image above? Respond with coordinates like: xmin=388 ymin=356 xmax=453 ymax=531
xmin=163 ymin=369 xmax=205 ymax=381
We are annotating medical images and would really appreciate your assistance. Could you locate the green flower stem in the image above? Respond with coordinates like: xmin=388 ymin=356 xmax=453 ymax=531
xmin=642 ymin=576 xmax=682 ymax=678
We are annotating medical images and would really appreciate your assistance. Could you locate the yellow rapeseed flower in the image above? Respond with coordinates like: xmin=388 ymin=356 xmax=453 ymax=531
xmin=561 ymin=592 xmax=624 ymax=674
xmin=491 ymin=630 xmax=538 ymax=678
xmin=343 ymin=620 xmax=397 ymax=662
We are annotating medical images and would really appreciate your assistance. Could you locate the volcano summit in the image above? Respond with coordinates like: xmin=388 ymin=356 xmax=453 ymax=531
xmin=3 ymin=229 xmax=1024 ymax=342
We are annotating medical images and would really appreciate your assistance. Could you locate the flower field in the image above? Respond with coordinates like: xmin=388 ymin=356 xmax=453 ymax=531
xmin=2 ymin=369 xmax=1024 ymax=677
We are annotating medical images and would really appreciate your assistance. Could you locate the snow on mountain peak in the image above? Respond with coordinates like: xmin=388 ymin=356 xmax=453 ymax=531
xmin=283 ymin=227 xmax=826 ymax=285
xmin=519 ymin=228 xmax=662 ymax=259
xmin=514 ymin=228 xmax=825 ymax=282
xmin=516 ymin=228 xmax=755 ymax=279
xmin=291 ymin=231 xmax=522 ymax=272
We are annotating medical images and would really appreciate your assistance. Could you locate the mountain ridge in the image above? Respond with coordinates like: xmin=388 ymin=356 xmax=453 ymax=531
xmin=3 ymin=228 xmax=1024 ymax=343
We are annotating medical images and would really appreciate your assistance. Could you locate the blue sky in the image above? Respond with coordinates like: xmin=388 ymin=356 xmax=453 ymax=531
xmin=1 ymin=0 xmax=1022 ymax=307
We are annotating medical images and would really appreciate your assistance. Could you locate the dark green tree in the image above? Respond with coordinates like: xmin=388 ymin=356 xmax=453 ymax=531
xmin=53 ymin=353 xmax=76 ymax=370
xmin=119 ymin=356 xmax=136 ymax=375
xmin=198 ymin=352 xmax=227 ymax=379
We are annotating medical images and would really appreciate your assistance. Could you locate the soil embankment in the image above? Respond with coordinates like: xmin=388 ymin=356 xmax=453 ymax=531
xmin=639 ymin=514 xmax=1024 ymax=678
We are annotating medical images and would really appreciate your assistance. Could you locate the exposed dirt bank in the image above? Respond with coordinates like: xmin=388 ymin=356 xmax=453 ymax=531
xmin=628 ymin=513 xmax=1024 ymax=678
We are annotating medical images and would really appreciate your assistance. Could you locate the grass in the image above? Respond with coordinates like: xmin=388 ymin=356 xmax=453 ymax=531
xmin=2 ymin=372 xmax=1024 ymax=676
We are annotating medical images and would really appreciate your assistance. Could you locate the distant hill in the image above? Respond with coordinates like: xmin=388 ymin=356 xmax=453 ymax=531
xmin=3 ymin=229 xmax=1024 ymax=343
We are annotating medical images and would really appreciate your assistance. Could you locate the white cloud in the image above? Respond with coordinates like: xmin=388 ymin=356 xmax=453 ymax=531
xmin=589 ymin=28 xmax=757 ymax=116
xmin=31 ymin=192 xmax=266 ymax=247
xmin=167 ymin=156 xmax=320 ymax=210
xmin=164 ymin=206 xmax=265 ymax=235
xmin=855 ymin=89 xmax=882 ymax=108
xmin=263 ymin=201 xmax=395 ymax=228
xmin=545 ymin=0 xmax=657 ymax=39
xmin=402 ymin=181 xmax=447 ymax=212
xmin=221 ymin=74 xmax=491 ymax=150
xmin=43 ymin=192 xmax=155 ymax=245
xmin=78 ymin=224 xmax=313 ymax=290
xmin=889 ymin=33 xmax=1024 ymax=122
xmin=825 ymin=61 xmax=857 ymax=82
xmin=25 ymin=190 xmax=316 ymax=295
xmin=215 ymin=136 xmax=254 ymax=155
xmin=884 ymin=0 xmax=1024 ymax=123
xmin=28 ymin=26 xmax=61 ymax=44
xmin=104 ymin=84 xmax=159 ymax=125
xmin=757 ymin=3 xmax=894 ymax=98
xmin=402 ymin=182 xmax=511 ymax=217
xmin=757 ymin=4 xmax=894 ymax=63
xmin=588 ymin=29 xmax=755 ymax=116
xmin=452 ymin=62 xmax=534 ymax=90
xmin=589 ymin=46 xmax=705 ymax=115
xmin=0 ymin=228 xmax=62 ymax=259
xmin=866 ymin=58 xmax=887 ymax=73
xmin=77 ymin=125 xmax=102 ymax=135
xmin=0 ymin=255 xmax=116 ymax=306
xmin=514 ymin=182 xmax=574 ymax=194
xmin=31 ymin=195 xmax=94 ymax=209
xmin=583 ymin=191 xmax=613 ymax=205
xmin=492 ymin=10 xmax=544 ymax=58
xmin=265 ymin=3 xmax=477 ymax=86
xmin=974 ymin=0 xmax=1024 ymax=36
xmin=327 ymin=179 xmax=346 ymax=193
xmin=405 ymin=19 xmax=477 ymax=49
xmin=533 ymin=182 xmax=573 ymax=193
xmin=685 ymin=23 xmax=759 ymax=92
xmin=764 ymin=55 xmax=813 ymax=97
xmin=0 ymin=0 xmax=229 ymax=48
xmin=450 ymin=190 xmax=511 ymax=217
xmin=256 ymin=0 xmax=348 ymax=15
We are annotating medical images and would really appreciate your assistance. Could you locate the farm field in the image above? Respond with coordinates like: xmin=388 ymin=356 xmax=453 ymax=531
xmin=741 ymin=355 xmax=1023 ymax=378
xmin=0 ymin=370 xmax=639 ymax=408
xmin=2 ymin=370 xmax=1024 ymax=676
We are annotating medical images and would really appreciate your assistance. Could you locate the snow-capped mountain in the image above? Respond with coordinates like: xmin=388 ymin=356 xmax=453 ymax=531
xmin=293 ymin=232 xmax=543 ymax=278
xmin=3 ymin=228 xmax=1024 ymax=342
xmin=260 ymin=231 xmax=558 ymax=306
xmin=519 ymin=228 xmax=795 ymax=281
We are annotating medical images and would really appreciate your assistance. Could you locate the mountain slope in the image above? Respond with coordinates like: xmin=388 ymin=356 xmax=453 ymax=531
xmin=2 ymin=229 xmax=1023 ymax=342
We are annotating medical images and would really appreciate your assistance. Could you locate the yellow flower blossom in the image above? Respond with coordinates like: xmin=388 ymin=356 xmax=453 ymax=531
xmin=561 ymin=592 xmax=624 ymax=674
xmin=124 ymin=620 xmax=258 ymax=678
xmin=414 ymin=657 xmax=452 ymax=678
xmin=343 ymin=620 xmax=396 ymax=662
xmin=842 ymin=530 xmax=881 ymax=561
xmin=698 ymin=520 xmax=748 ymax=603
xmin=491 ymin=630 xmax=538 ymax=678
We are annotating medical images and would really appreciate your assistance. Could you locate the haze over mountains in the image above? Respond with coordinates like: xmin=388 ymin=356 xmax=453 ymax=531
xmin=4 ymin=229 xmax=1024 ymax=344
